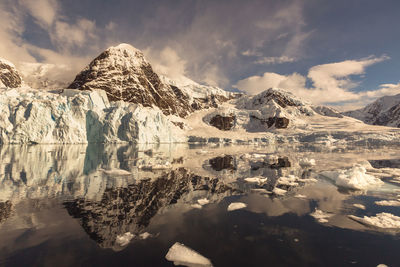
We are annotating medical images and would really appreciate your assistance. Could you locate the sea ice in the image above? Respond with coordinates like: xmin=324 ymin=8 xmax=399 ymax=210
xmin=273 ymin=187 xmax=287 ymax=196
xmin=299 ymin=158 xmax=316 ymax=167
xmin=197 ymin=198 xmax=210 ymax=206
xmin=349 ymin=212 xmax=400 ymax=229
xmin=321 ymin=165 xmax=384 ymax=190
xmin=165 ymin=242 xmax=213 ymax=267
xmin=353 ymin=203 xmax=366 ymax=210
xmin=244 ymin=177 xmax=268 ymax=184
xmin=227 ymin=202 xmax=247 ymax=211
xmin=310 ymin=209 xmax=333 ymax=223
xmin=116 ymin=232 xmax=134 ymax=246
xmin=139 ymin=232 xmax=151 ymax=239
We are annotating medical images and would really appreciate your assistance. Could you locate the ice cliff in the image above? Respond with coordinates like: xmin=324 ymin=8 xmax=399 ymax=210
xmin=0 ymin=88 xmax=183 ymax=144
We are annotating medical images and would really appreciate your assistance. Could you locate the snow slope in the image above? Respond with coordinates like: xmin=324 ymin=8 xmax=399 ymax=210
xmin=344 ymin=94 xmax=400 ymax=127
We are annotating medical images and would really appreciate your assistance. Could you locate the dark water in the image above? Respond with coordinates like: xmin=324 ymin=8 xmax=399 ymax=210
xmin=0 ymin=144 xmax=400 ymax=267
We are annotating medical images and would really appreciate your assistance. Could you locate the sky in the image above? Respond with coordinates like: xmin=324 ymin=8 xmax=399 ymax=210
xmin=1 ymin=0 xmax=400 ymax=110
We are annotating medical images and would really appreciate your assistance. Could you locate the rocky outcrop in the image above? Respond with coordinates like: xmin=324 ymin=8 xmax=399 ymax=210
xmin=68 ymin=44 xmax=193 ymax=118
xmin=209 ymin=114 xmax=236 ymax=130
xmin=209 ymin=155 xmax=236 ymax=171
xmin=250 ymin=115 xmax=289 ymax=129
xmin=0 ymin=58 xmax=22 ymax=88
xmin=0 ymin=201 xmax=12 ymax=223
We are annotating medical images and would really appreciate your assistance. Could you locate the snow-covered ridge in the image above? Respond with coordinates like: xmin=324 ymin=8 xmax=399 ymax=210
xmin=344 ymin=94 xmax=400 ymax=127
xmin=0 ymin=88 xmax=183 ymax=144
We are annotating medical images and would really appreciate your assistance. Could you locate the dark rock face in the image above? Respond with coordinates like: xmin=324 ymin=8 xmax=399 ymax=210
xmin=250 ymin=115 xmax=289 ymax=129
xmin=270 ymin=157 xmax=291 ymax=168
xmin=68 ymin=45 xmax=193 ymax=118
xmin=64 ymin=168 xmax=236 ymax=249
xmin=0 ymin=201 xmax=12 ymax=223
xmin=209 ymin=155 xmax=236 ymax=171
xmin=252 ymin=90 xmax=299 ymax=108
xmin=209 ymin=115 xmax=235 ymax=130
xmin=0 ymin=59 xmax=22 ymax=88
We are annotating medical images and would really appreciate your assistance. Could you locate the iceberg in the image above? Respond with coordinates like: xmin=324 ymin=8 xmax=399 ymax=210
xmin=165 ymin=242 xmax=213 ymax=267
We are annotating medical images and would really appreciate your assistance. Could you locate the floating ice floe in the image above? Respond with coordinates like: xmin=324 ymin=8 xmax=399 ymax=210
xmin=353 ymin=203 xmax=366 ymax=210
xmin=197 ymin=198 xmax=210 ymax=206
xmin=273 ymin=187 xmax=287 ymax=196
xmin=116 ymin=232 xmax=134 ymax=246
xmin=191 ymin=204 xmax=203 ymax=209
xmin=244 ymin=177 xmax=268 ymax=184
xmin=299 ymin=158 xmax=316 ymax=167
xmin=295 ymin=194 xmax=307 ymax=199
xmin=277 ymin=175 xmax=317 ymax=187
xmin=165 ymin=242 xmax=213 ymax=267
xmin=321 ymin=165 xmax=384 ymax=190
xmin=375 ymin=200 xmax=400 ymax=206
xmin=139 ymin=232 xmax=152 ymax=239
xmin=349 ymin=212 xmax=400 ymax=229
xmin=310 ymin=209 xmax=333 ymax=223
xmin=227 ymin=202 xmax=247 ymax=211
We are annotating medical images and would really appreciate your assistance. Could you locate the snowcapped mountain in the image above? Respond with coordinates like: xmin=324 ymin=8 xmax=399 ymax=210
xmin=0 ymin=58 xmax=22 ymax=88
xmin=18 ymin=62 xmax=71 ymax=90
xmin=68 ymin=44 xmax=231 ymax=118
xmin=344 ymin=94 xmax=400 ymax=127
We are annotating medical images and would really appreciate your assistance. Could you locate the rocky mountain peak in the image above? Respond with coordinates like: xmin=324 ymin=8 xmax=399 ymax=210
xmin=0 ymin=57 xmax=22 ymax=88
xmin=68 ymin=43 xmax=193 ymax=117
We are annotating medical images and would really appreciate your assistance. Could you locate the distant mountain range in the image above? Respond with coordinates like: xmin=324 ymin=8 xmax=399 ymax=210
xmin=344 ymin=94 xmax=400 ymax=128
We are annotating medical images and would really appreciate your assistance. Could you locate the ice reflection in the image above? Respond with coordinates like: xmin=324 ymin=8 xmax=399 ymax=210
xmin=1 ymin=143 xmax=400 ymax=256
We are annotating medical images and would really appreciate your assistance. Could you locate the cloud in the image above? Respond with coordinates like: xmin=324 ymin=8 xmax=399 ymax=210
xmin=255 ymin=56 xmax=296 ymax=64
xmin=235 ymin=56 xmax=393 ymax=109
xmin=18 ymin=0 xmax=58 ymax=28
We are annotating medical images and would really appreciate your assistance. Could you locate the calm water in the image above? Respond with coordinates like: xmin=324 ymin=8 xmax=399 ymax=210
xmin=0 ymin=143 xmax=400 ymax=267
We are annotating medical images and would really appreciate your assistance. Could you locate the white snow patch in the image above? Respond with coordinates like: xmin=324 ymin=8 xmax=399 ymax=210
xmin=321 ymin=165 xmax=384 ymax=190
xmin=165 ymin=242 xmax=213 ymax=267
xmin=116 ymin=232 xmax=134 ymax=246
xmin=101 ymin=168 xmax=131 ymax=176
xmin=227 ymin=202 xmax=247 ymax=211
xmin=349 ymin=212 xmax=400 ymax=229
xmin=311 ymin=209 xmax=333 ymax=223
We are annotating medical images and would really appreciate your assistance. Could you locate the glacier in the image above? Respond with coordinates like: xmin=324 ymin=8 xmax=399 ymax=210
xmin=0 ymin=88 xmax=184 ymax=144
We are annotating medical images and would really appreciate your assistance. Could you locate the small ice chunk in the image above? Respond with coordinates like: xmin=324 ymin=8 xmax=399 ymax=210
xmin=295 ymin=194 xmax=307 ymax=199
xmin=139 ymin=232 xmax=151 ymax=239
xmin=375 ymin=200 xmax=400 ymax=207
xmin=273 ymin=187 xmax=287 ymax=196
xmin=116 ymin=232 xmax=134 ymax=246
xmin=311 ymin=209 xmax=333 ymax=223
xmin=227 ymin=202 xmax=247 ymax=211
xmin=244 ymin=177 xmax=268 ymax=184
xmin=321 ymin=165 xmax=383 ymax=190
xmin=197 ymin=198 xmax=210 ymax=206
xmin=278 ymin=175 xmax=299 ymax=186
xmin=299 ymin=158 xmax=316 ymax=167
xmin=165 ymin=242 xmax=213 ymax=267
xmin=349 ymin=212 xmax=400 ymax=228
xmin=353 ymin=203 xmax=366 ymax=210
xmin=191 ymin=204 xmax=203 ymax=209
